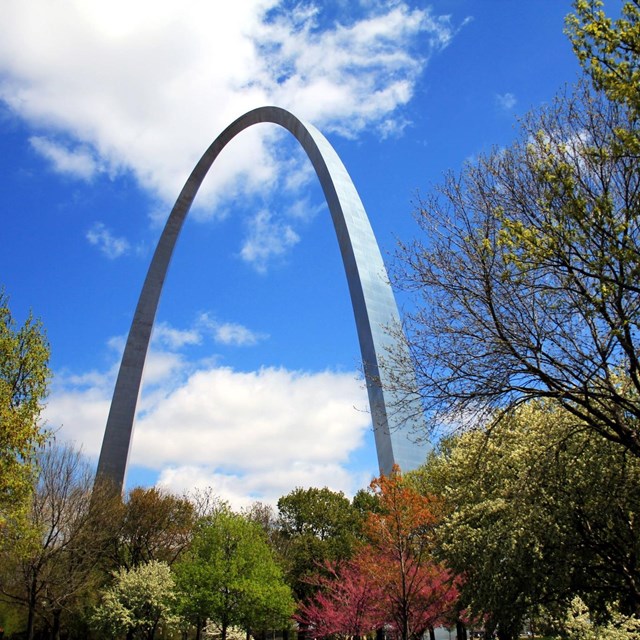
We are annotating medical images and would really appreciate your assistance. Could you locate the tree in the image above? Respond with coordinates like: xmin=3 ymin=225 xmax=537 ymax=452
xmin=392 ymin=78 xmax=640 ymax=457
xmin=364 ymin=469 xmax=458 ymax=640
xmin=296 ymin=472 xmax=458 ymax=640
xmin=566 ymin=0 xmax=640 ymax=114
xmin=242 ymin=500 xmax=281 ymax=550
xmin=0 ymin=291 xmax=50 ymax=533
xmin=414 ymin=401 xmax=640 ymax=638
xmin=295 ymin=556 xmax=385 ymax=639
xmin=107 ymin=486 xmax=195 ymax=570
xmin=562 ymin=597 xmax=640 ymax=640
xmin=92 ymin=559 xmax=182 ymax=640
xmin=0 ymin=442 xmax=114 ymax=640
xmin=276 ymin=487 xmax=360 ymax=601
xmin=173 ymin=509 xmax=294 ymax=640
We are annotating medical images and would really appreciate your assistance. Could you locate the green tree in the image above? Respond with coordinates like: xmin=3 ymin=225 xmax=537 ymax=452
xmin=0 ymin=291 xmax=50 ymax=532
xmin=562 ymin=597 xmax=640 ymax=639
xmin=173 ymin=509 xmax=294 ymax=640
xmin=92 ymin=559 xmax=181 ymax=640
xmin=276 ymin=487 xmax=360 ymax=601
xmin=414 ymin=401 xmax=640 ymax=638
xmin=392 ymin=78 xmax=640 ymax=457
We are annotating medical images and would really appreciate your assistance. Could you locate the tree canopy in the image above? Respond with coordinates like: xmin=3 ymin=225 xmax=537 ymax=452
xmin=0 ymin=442 xmax=118 ymax=640
xmin=0 ymin=291 xmax=50 ymax=533
xmin=92 ymin=560 xmax=182 ymax=640
xmin=296 ymin=471 xmax=458 ymax=640
xmin=276 ymin=487 xmax=361 ymax=600
xmin=173 ymin=509 xmax=294 ymax=640
xmin=393 ymin=78 xmax=640 ymax=456
xmin=566 ymin=0 xmax=640 ymax=114
xmin=107 ymin=486 xmax=195 ymax=571
xmin=411 ymin=400 xmax=640 ymax=637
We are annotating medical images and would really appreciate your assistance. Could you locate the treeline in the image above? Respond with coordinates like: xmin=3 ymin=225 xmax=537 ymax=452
xmin=0 ymin=441 xmax=460 ymax=640
xmin=4 ymin=422 xmax=640 ymax=640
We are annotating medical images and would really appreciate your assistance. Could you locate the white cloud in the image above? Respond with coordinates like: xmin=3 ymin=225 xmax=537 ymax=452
xmin=153 ymin=322 xmax=202 ymax=349
xmin=139 ymin=366 xmax=373 ymax=506
xmin=43 ymin=337 xmax=373 ymax=509
xmin=156 ymin=462 xmax=369 ymax=510
xmin=261 ymin=4 xmax=454 ymax=136
xmin=139 ymin=350 xmax=188 ymax=389
xmin=198 ymin=313 xmax=267 ymax=347
xmin=133 ymin=367 xmax=369 ymax=469
xmin=45 ymin=373 xmax=113 ymax=455
xmin=86 ymin=222 xmax=131 ymax=258
xmin=214 ymin=323 xmax=263 ymax=347
xmin=240 ymin=209 xmax=300 ymax=272
xmin=496 ymin=92 xmax=517 ymax=111
xmin=29 ymin=136 xmax=102 ymax=180
xmin=0 ymin=0 xmax=461 ymax=268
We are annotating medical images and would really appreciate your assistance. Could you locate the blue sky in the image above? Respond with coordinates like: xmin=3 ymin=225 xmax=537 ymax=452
xmin=1 ymin=0 xmax=581 ymax=507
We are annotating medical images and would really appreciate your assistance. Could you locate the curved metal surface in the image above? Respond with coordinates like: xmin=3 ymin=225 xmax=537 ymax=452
xmin=95 ymin=106 xmax=428 ymax=491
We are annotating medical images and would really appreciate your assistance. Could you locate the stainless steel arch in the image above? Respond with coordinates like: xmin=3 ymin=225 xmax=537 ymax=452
xmin=95 ymin=106 xmax=428 ymax=491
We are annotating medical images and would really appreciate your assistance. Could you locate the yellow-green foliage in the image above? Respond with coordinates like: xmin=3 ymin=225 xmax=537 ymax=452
xmin=413 ymin=400 xmax=640 ymax=634
xmin=0 ymin=291 xmax=50 ymax=534
xmin=563 ymin=597 xmax=640 ymax=640
xmin=567 ymin=0 xmax=640 ymax=155
xmin=0 ymin=600 xmax=27 ymax=636
xmin=566 ymin=0 xmax=640 ymax=113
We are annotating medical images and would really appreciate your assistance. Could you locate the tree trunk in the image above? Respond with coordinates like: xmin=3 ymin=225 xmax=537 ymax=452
xmin=148 ymin=619 xmax=160 ymax=640
xmin=429 ymin=627 xmax=436 ymax=640
xmin=456 ymin=621 xmax=467 ymax=640
xmin=26 ymin=573 xmax=38 ymax=640
xmin=51 ymin=609 xmax=61 ymax=640
xmin=402 ymin=607 xmax=410 ymax=640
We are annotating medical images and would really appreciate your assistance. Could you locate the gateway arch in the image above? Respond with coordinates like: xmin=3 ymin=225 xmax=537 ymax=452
xmin=96 ymin=106 xmax=428 ymax=492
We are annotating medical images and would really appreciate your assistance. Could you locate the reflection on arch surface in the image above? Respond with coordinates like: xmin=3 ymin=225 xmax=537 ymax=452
xmin=96 ymin=106 xmax=429 ymax=492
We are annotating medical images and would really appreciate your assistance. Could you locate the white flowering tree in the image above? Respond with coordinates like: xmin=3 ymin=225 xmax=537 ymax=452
xmin=563 ymin=598 xmax=640 ymax=640
xmin=92 ymin=559 xmax=182 ymax=640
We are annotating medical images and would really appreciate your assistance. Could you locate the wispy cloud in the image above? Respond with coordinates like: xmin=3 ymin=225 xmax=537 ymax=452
xmin=30 ymin=136 xmax=101 ymax=180
xmin=152 ymin=316 xmax=266 ymax=350
xmin=198 ymin=313 xmax=267 ymax=347
xmin=496 ymin=92 xmax=517 ymax=111
xmin=86 ymin=222 xmax=130 ymax=259
xmin=153 ymin=322 xmax=202 ymax=349
xmin=240 ymin=209 xmax=300 ymax=272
